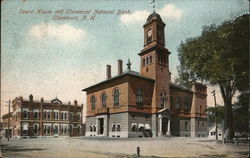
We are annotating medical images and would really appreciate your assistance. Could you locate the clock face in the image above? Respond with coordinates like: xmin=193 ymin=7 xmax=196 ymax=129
xmin=147 ymin=29 xmax=152 ymax=37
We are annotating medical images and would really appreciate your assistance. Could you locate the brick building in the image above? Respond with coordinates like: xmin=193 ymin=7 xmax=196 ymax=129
xmin=1 ymin=95 xmax=84 ymax=138
xmin=82 ymin=12 xmax=207 ymax=138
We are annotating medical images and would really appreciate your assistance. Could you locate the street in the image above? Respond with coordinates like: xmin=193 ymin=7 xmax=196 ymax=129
xmin=0 ymin=137 xmax=248 ymax=158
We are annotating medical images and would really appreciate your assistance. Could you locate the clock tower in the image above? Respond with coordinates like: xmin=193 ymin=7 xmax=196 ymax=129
xmin=138 ymin=11 xmax=171 ymax=113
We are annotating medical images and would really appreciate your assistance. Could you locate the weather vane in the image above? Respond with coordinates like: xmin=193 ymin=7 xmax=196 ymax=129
xmin=150 ymin=0 xmax=155 ymax=12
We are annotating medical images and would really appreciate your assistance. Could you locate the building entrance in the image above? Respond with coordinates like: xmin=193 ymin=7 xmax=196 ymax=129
xmin=98 ymin=118 xmax=104 ymax=135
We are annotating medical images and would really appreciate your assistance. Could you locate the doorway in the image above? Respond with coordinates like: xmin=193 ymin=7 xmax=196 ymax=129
xmin=54 ymin=125 xmax=59 ymax=136
xmin=98 ymin=118 xmax=104 ymax=135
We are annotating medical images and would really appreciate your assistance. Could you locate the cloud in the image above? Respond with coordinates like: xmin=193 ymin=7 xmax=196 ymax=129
xmin=29 ymin=23 xmax=86 ymax=43
xmin=158 ymin=4 xmax=183 ymax=20
xmin=119 ymin=4 xmax=183 ymax=24
xmin=119 ymin=10 xmax=150 ymax=24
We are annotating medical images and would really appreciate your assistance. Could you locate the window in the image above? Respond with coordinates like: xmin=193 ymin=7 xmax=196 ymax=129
xmin=112 ymin=124 xmax=116 ymax=132
xmin=44 ymin=125 xmax=51 ymax=135
xmin=70 ymin=112 xmax=73 ymax=121
xmin=22 ymin=123 xmax=29 ymax=135
xmin=176 ymin=97 xmax=180 ymax=109
xmin=147 ymin=29 xmax=152 ymax=43
xmin=101 ymin=93 xmax=107 ymax=108
xmin=91 ymin=96 xmax=96 ymax=110
xmin=185 ymin=121 xmax=188 ymax=130
xmin=149 ymin=56 xmax=153 ymax=63
xmin=54 ymin=112 xmax=59 ymax=120
xmin=184 ymin=97 xmax=188 ymax=111
xmin=34 ymin=124 xmax=39 ymax=134
xmin=146 ymin=57 xmax=149 ymax=65
xmin=160 ymin=90 xmax=166 ymax=109
xmin=77 ymin=125 xmax=81 ymax=135
xmin=93 ymin=126 xmax=96 ymax=132
xmin=77 ymin=113 xmax=81 ymax=121
xmin=143 ymin=59 xmax=146 ymax=66
xmin=23 ymin=110 xmax=28 ymax=119
xmin=90 ymin=126 xmax=93 ymax=132
xmin=44 ymin=111 xmax=47 ymax=119
xmin=48 ymin=112 xmax=51 ymax=119
xmin=69 ymin=125 xmax=73 ymax=134
xmin=136 ymin=89 xmax=143 ymax=106
xmin=114 ymin=89 xmax=120 ymax=107
xmin=34 ymin=111 xmax=39 ymax=119
xmin=132 ymin=124 xmax=137 ymax=132
xmin=210 ymin=132 xmax=213 ymax=136
xmin=117 ymin=125 xmax=121 ymax=132
xmin=139 ymin=127 xmax=144 ymax=132
xmin=198 ymin=121 xmax=200 ymax=127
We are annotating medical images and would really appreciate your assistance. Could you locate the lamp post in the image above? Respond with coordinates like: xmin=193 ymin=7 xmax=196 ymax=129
xmin=7 ymin=100 xmax=11 ymax=141
xmin=211 ymin=90 xmax=218 ymax=142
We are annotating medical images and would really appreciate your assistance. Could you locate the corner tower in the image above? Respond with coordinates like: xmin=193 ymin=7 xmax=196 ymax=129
xmin=138 ymin=12 xmax=171 ymax=113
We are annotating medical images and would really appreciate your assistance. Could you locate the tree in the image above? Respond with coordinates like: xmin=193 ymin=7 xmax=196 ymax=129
xmin=206 ymin=106 xmax=224 ymax=126
xmin=233 ymin=91 xmax=249 ymax=133
xmin=177 ymin=14 xmax=249 ymax=139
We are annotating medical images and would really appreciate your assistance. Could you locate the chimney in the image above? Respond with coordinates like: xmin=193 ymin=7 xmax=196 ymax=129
xmin=118 ymin=59 xmax=123 ymax=75
xmin=106 ymin=65 xmax=111 ymax=79
xmin=41 ymin=97 xmax=44 ymax=103
xmin=29 ymin=94 xmax=33 ymax=102
xmin=74 ymin=100 xmax=78 ymax=105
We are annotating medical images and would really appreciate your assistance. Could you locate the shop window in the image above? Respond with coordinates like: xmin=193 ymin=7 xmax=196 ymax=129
xmin=117 ymin=125 xmax=121 ymax=132
xmin=112 ymin=124 xmax=116 ymax=132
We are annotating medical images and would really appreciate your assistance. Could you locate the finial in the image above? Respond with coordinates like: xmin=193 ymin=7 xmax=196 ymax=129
xmin=150 ymin=0 xmax=156 ymax=12
xmin=127 ymin=58 xmax=131 ymax=70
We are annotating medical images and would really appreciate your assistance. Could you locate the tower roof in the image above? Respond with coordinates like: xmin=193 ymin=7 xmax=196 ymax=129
xmin=146 ymin=11 xmax=163 ymax=22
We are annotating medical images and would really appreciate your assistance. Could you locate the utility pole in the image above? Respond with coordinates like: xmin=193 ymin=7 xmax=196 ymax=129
xmin=211 ymin=90 xmax=218 ymax=142
xmin=7 ymin=100 xmax=10 ymax=141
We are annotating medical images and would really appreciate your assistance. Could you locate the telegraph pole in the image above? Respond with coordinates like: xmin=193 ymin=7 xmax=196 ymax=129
xmin=211 ymin=90 xmax=218 ymax=142
xmin=7 ymin=100 xmax=10 ymax=141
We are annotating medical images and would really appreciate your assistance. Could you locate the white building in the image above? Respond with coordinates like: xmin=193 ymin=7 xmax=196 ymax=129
xmin=208 ymin=124 xmax=222 ymax=140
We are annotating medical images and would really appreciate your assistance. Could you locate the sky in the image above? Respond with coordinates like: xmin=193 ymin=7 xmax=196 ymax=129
xmin=1 ymin=0 xmax=248 ymax=118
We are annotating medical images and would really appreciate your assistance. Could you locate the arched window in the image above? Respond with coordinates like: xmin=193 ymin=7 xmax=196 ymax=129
xmin=91 ymin=96 xmax=96 ymax=110
xmin=146 ymin=57 xmax=149 ymax=65
xmin=160 ymin=90 xmax=166 ymax=109
xmin=114 ymin=89 xmax=120 ymax=107
xmin=93 ymin=126 xmax=96 ymax=132
xmin=90 ymin=126 xmax=93 ymax=132
xmin=117 ymin=125 xmax=121 ymax=132
xmin=143 ymin=59 xmax=146 ymax=66
xmin=136 ymin=89 xmax=143 ymax=106
xmin=147 ymin=29 xmax=152 ymax=43
xmin=101 ymin=93 xmax=107 ymax=108
xmin=112 ymin=124 xmax=116 ymax=132
xmin=23 ymin=110 xmax=28 ymax=119
xmin=149 ymin=56 xmax=153 ymax=63
xmin=34 ymin=124 xmax=39 ymax=134
xmin=132 ymin=124 xmax=137 ymax=132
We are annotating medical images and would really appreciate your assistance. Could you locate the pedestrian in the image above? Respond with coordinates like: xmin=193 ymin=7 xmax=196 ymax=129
xmin=137 ymin=146 xmax=140 ymax=157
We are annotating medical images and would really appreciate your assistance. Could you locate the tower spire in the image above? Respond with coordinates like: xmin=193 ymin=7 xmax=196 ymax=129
xmin=127 ymin=58 xmax=131 ymax=70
